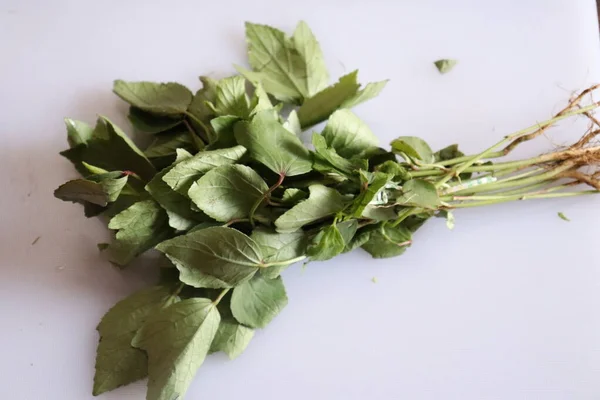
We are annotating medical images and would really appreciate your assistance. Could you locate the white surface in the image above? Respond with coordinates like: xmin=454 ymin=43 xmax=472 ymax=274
xmin=1 ymin=1 xmax=600 ymax=399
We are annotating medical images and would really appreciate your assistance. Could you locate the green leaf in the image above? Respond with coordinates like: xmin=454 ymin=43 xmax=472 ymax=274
xmin=297 ymin=71 xmax=360 ymax=129
xmin=292 ymin=21 xmax=329 ymax=97
xmin=361 ymin=224 xmax=412 ymax=258
xmin=210 ymin=317 xmax=254 ymax=360
xmin=207 ymin=115 xmax=240 ymax=150
xmin=434 ymin=144 xmax=464 ymax=162
xmin=162 ymin=145 xmax=247 ymax=194
xmin=374 ymin=160 xmax=409 ymax=180
xmin=283 ymin=110 xmax=301 ymax=136
xmin=361 ymin=204 xmax=398 ymax=221
xmin=145 ymin=167 xmax=205 ymax=230
xmin=60 ymin=117 xmax=156 ymax=181
xmin=434 ymin=59 xmax=458 ymax=74
xmin=240 ymin=21 xmax=328 ymax=102
xmin=337 ymin=219 xmax=358 ymax=245
xmin=132 ymin=298 xmax=220 ymax=400
xmin=188 ymin=164 xmax=269 ymax=222
xmin=234 ymin=110 xmax=312 ymax=176
xmin=187 ymin=76 xmax=219 ymax=133
xmin=312 ymin=132 xmax=367 ymax=176
xmin=156 ymin=227 xmax=264 ymax=287
xmin=340 ymin=80 xmax=389 ymax=109
xmin=113 ymin=80 xmax=193 ymax=116
xmin=65 ymin=118 xmax=94 ymax=147
xmin=144 ymin=130 xmax=195 ymax=159
xmin=390 ymin=136 xmax=435 ymax=163
xmin=128 ymin=107 xmax=183 ymax=134
xmin=231 ymin=274 xmax=288 ymax=328
xmin=93 ymin=286 xmax=177 ymax=396
xmin=347 ymin=171 xmax=391 ymax=217
xmin=54 ymin=173 xmax=128 ymax=206
xmin=322 ymin=109 xmax=378 ymax=158
xmin=307 ymin=224 xmax=345 ymax=261
xmin=395 ymin=179 xmax=440 ymax=209
xmin=251 ymin=228 xmax=307 ymax=278
xmin=274 ymin=184 xmax=346 ymax=233
xmin=107 ymin=200 xmax=172 ymax=266
xmin=249 ymin=84 xmax=275 ymax=115
xmin=280 ymin=188 xmax=307 ymax=204
xmin=208 ymin=75 xmax=250 ymax=118
xmin=343 ymin=228 xmax=372 ymax=253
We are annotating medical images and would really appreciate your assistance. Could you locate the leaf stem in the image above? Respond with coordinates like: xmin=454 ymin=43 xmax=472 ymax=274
xmin=446 ymin=162 xmax=575 ymax=196
xmin=263 ymin=255 xmax=307 ymax=267
xmin=213 ymin=288 xmax=230 ymax=305
xmin=446 ymin=189 xmax=599 ymax=209
xmin=249 ymin=173 xmax=285 ymax=226
xmin=433 ymin=103 xmax=600 ymax=188
xmin=390 ymin=207 xmax=418 ymax=227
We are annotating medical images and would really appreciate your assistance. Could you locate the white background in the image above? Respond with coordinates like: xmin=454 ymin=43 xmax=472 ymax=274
xmin=1 ymin=0 xmax=600 ymax=399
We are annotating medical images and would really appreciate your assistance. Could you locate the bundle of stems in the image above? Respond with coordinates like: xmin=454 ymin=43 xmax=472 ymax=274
xmin=390 ymin=85 xmax=600 ymax=223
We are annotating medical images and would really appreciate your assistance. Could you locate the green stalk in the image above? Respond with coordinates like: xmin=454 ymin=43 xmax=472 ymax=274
xmin=248 ymin=173 xmax=285 ymax=226
xmin=446 ymin=163 xmax=575 ymax=196
xmin=263 ymin=256 xmax=307 ymax=267
xmin=213 ymin=288 xmax=230 ymax=305
xmin=446 ymin=190 xmax=598 ymax=209
xmin=433 ymin=103 xmax=600 ymax=188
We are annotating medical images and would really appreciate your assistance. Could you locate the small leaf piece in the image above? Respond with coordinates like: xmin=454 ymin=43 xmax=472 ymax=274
xmin=93 ymin=286 xmax=178 ymax=396
xmin=113 ymin=80 xmax=193 ymax=115
xmin=231 ymin=274 xmax=288 ymax=329
xmin=274 ymin=185 xmax=346 ymax=233
xmin=434 ymin=59 xmax=458 ymax=74
xmin=234 ymin=110 xmax=312 ymax=176
xmin=156 ymin=227 xmax=264 ymax=287
xmin=390 ymin=136 xmax=435 ymax=164
xmin=322 ymin=109 xmax=378 ymax=158
xmin=132 ymin=298 xmax=220 ymax=400
xmin=188 ymin=164 xmax=269 ymax=222
xmin=558 ymin=212 xmax=570 ymax=222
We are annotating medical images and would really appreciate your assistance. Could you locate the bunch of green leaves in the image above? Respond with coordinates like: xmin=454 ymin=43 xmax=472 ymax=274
xmin=55 ymin=21 xmax=467 ymax=400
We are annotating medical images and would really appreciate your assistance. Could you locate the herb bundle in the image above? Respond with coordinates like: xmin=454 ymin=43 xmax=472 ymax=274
xmin=55 ymin=21 xmax=600 ymax=400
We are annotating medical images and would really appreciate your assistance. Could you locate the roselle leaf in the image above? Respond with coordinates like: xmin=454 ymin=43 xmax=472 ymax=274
xmin=132 ymin=298 xmax=220 ymax=400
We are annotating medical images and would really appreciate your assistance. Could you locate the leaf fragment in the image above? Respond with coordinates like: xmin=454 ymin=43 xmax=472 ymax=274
xmin=434 ymin=59 xmax=458 ymax=74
